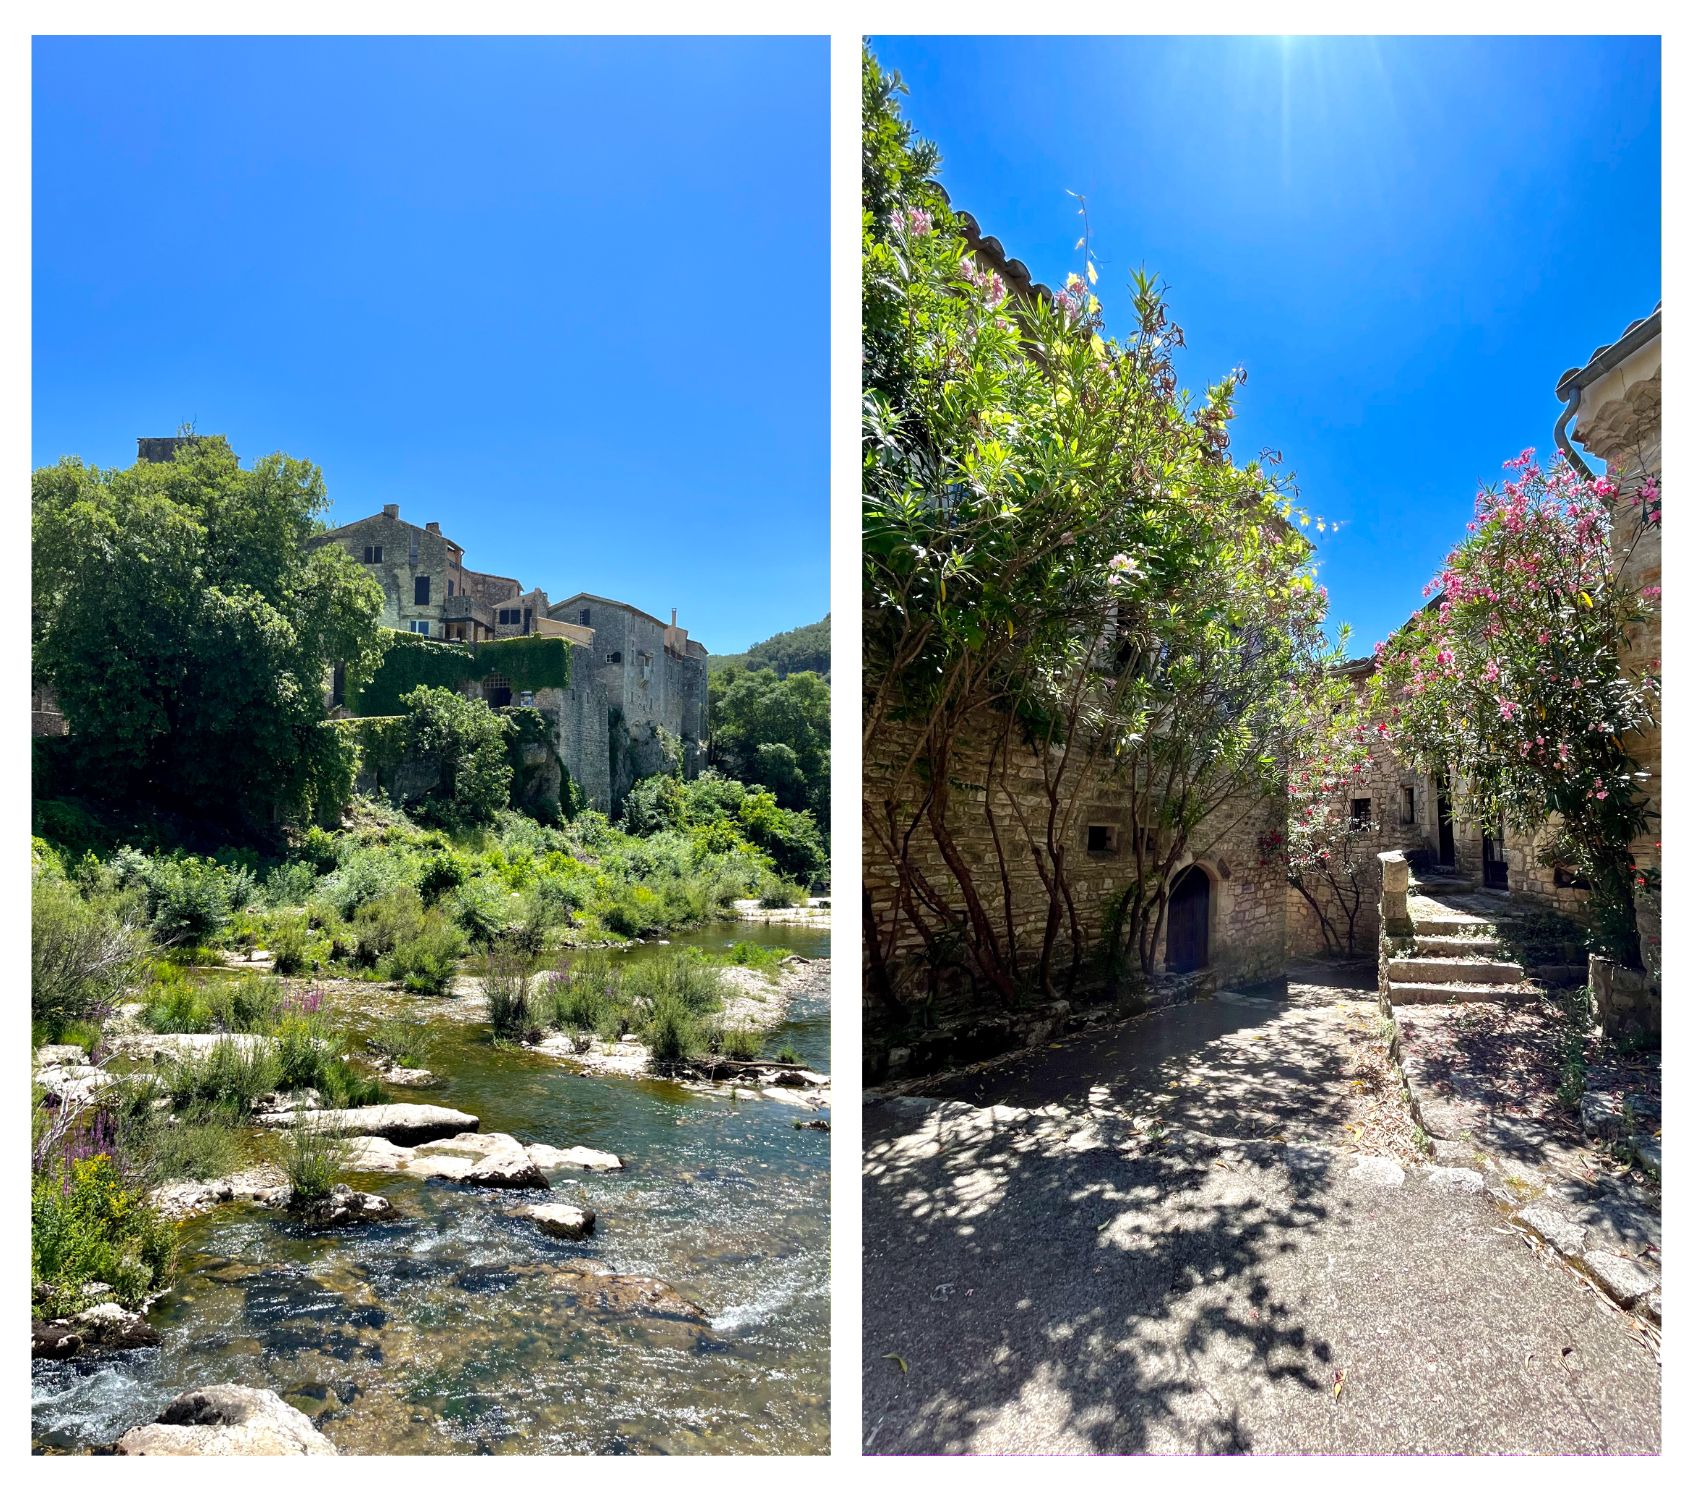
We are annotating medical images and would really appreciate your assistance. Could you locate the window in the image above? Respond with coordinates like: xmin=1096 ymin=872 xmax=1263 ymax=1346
xmin=607 ymin=650 xmax=622 ymax=664
xmin=1086 ymin=824 xmax=1118 ymax=855
xmin=1350 ymin=798 xmax=1372 ymax=829
xmin=522 ymin=607 xmax=532 ymax=634
xmin=579 ymin=608 xmax=591 ymax=626
xmin=482 ymin=675 xmax=512 ymax=708
xmin=498 ymin=608 xmax=521 ymax=626
xmin=407 ymin=620 xmax=431 ymax=636
xmin=1400 ymin=785 xmax=1416 ymax=826
xmin=331 ymin=663 xmax=345 ymax=708
xmin=361 ymin=544 xmax=383 ymax=564
xmin=448 ymin=580 xmax=455 ymax=598
xmin=638 ymin=650 xmax=653 ymax=683
xmin=415 ymin=575 xmax=430 ymax=605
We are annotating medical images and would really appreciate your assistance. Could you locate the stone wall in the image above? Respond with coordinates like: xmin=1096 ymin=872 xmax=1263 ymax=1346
xmin=552 ymin=596 xmax=710 ymax=808
xmin=864 ymin=722 xmax=1288 ymax=1076
xmin=311 ymin=508 xmax=467 ymax=637
xmin=1569 ymin=340 xmax=1661 ymax=981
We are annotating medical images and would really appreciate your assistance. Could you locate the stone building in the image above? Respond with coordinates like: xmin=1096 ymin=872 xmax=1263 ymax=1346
xmin=308 ymin=505 xmax=709 ymax=816
xmin=863 ymin=206 xmax=1292 ymax=1078
xmin=1290 ymin=310 xmax=1661 ymax=964
xmin=1554 ymin=304 xmax=1661 ymax=984
xmin=548 ymin=594 xmax=711 ymax=798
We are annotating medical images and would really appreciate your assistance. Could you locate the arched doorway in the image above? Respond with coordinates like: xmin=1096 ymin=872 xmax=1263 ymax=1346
xmin=1166 ymin=865 xmax=1211 ymax=973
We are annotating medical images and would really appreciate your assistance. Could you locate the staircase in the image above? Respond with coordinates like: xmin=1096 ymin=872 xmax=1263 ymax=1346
xmin=1382 ymin=870 xmax=1531 ymax=1005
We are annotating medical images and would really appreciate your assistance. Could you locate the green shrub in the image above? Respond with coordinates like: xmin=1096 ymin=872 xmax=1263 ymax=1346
xmin=262 ymin=859 xmax=320 ymax=908
xmin=757 ymin=877 xmax=809 ymax=909
xmin=724 ymin=940 xmax=790 ymax=974
xmin=203 ymin=973 xmax=284 ymax=1033
xmin=383 ymin=911 xmax=465 ymax=995
xmin=142 ymin=856 xmax=242 ymax=946
xmin=108 ymin=1088 xmax=242 ymax=1185
xmin=266 ymin=910 xmax=323 ymax=976
xmin=710 ymin=1022 xmax=763 ymax=1060
xmin=32 ymin=875 xmax=151 ymax=1040
xmin=452 ymin=878 xmax=512 ymax=946
xmin=31 ymin=1154 xmax=177 ymax=1317
xmin=600 ymin=882 xmax=667 ymax=938
xmin=283 ymin=1120 xmax=346 ymax=1211
xmin=142 ymin=970 xmax=213 ymax=1034
xmin=351 ymin=887 xmax=427 ymax=967
xmin=626 ymin=951 xmax=723 ymax=1019
xmin=483 ymin=944 xmax=536 ymax=1041
xmin=416 ymin=849 xmax=469 ymax=902
xmin=644 ymin=993 xmax=704 ymax=1068
xmin=160 ymin=1038 xmax=280 ymax=1114
xmin=368 ymin=1017 xmax=428 ymax=1069
xmin=775 ymin=1043 xmax=801 ymax=1065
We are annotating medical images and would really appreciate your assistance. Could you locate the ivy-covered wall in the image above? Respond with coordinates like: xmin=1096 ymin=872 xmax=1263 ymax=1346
xmin=348 ymin=633 xmax=572 ymax=717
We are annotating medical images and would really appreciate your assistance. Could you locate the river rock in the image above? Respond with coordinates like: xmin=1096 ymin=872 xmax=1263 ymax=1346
xmin=32 ymin=1321 xmax=83 ymax=1359
xmin=150 ymin=1164 xmax=290 ymax=1220
xmin=766 ymin=1067 xmax=830 ymax=1089
xmin=34 ymin=1044 xmax=88 ymax=1067
xmin=381 ymin=1065 xmax=436 ymax=1087
xmin=258 ymin=1102 xmax=480 ymax=1145
xmin=113 ymin=1032 xmax=278 ymax=1064
xmin=251 ymin=1089 xmax=323 ymax=1118
xmin=115 ymin=1384 xmax=338 ymax=1455
xmin=33 ymin=1063 xmax=115 ymax=1104
xmin=549 ymin=1261 xmax=707 ymax=1323
xmin=70 ymin=1302 xmax=162 ymax=1350
xmin=525 ymin=1142 xmax=624 ymax=1172
xmin=293 ymin=1183 xmax=392 ymax=1225
xmin=526 ymin=1202 xmax=596 ymax=1239
xmin=340 ymin=1131 xmax=547 ymax=1188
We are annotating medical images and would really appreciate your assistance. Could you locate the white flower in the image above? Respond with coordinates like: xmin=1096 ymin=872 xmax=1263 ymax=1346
xmin=1106 ymin=553 xmax=1141 ymax=587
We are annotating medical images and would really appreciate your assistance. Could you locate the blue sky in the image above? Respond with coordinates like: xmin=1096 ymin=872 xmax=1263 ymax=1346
xmin=33 ymin=36 xmax=829 ymax=655
xmin=871 ymin=35 xmax=1661 ymax=652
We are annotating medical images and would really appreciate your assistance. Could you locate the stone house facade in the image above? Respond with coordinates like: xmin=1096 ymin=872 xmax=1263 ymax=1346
xmin=310 ymin=506 xmax=709 ymax=817
xmin=1554 ymin=305 xmax=1661 ymax=984
xmin=548 ymin=594 xmax=710 ymax=798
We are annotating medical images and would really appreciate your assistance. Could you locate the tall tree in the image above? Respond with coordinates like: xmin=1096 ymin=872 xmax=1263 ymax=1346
xmin=32 ymin=436 xmax=387 ymax=828
xmin=861 ymin=46 xmax=1334 ymax=1007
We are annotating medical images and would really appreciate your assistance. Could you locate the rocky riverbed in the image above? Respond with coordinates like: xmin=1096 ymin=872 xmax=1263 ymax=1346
xmin=32 ymin=917 xmax=832 ymax=1455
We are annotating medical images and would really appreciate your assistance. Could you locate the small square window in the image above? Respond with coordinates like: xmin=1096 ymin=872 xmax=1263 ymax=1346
xmin=408 ymin=620 xmax=431 ymax=636
xmin=1350 ymin=798 xmax=1372 ymax=829
xmin=362 ymin=544 xmax=383 ymax=564
xmin=1087 ymin=824 xmax=1118 ymax=854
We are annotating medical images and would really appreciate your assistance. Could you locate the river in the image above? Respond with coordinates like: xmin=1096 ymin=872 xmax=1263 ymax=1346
xmin=31 ymin=919 xmax=831 ymax=1455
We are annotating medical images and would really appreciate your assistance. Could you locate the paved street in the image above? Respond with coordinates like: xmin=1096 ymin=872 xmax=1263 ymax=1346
xmin=863 ymin=968 xmax=1660 ymax=1454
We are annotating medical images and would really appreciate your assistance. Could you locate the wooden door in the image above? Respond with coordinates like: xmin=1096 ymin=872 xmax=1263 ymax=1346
xmin=1166 ymin=866 xmax=1211 ymax=973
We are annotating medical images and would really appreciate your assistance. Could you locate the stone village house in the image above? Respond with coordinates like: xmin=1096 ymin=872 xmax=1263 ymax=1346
xmin=32 ymin=437 xmax=711 ymax=816
xmin=864 ymin=212 xmax=1663 ymax=1076
xmin=308 ymin=501 xmax=710 ymax=814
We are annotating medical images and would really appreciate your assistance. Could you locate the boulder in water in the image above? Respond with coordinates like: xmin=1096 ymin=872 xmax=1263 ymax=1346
xmin=115 ymin=1384 xmax=338 ymax=1455
xmin=526 ymin=1142 xmax=623 ymax=1172
xmin=258 ymin=1102 xmax=480 ymax=1145
xmin=526 ymin=1202 xmax=596 ymax=1239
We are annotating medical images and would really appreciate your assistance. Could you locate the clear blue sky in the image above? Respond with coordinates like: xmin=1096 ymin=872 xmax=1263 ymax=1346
xmin=33 ymin=36 xmax=829 ymax=655
xmin=870 ymin=35 xmax=1661 ymax=652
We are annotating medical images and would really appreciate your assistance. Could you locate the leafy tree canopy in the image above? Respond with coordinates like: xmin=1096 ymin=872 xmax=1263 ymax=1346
xmin=708 ymin=666 xmax=830 ymax=825
xmin=708 ymin=615 xmax=830 ymax=679
xmin=32 ymin=435 xmax=387 ymax=829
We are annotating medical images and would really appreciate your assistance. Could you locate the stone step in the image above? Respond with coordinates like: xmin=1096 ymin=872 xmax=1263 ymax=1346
xmin=1409 ymin=914 xmax=1501 ymax=937
xmin=1388 ymin=982 xmax=1543 ymax=1005
xmin=1412 ymin=935 xmax=1503 ymax=958
xmin=1387 ymin=956 xmax=1523 ymax=985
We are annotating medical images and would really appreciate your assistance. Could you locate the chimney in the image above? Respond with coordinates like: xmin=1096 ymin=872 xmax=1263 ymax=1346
xmin=426 ymin=521 xmax=441 ymax=535
xmin=382 ymin=503 xmax=400 ymax=519
xmin=671 ymin=608 xmax=678 ymax=627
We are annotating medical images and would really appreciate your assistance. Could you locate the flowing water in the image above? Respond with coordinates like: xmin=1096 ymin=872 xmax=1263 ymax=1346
xmin=32 ymin=920 xmax=831 ymax=1455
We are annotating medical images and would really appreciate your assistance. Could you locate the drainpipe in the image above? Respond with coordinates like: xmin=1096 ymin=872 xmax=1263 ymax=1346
xmin=1552 ymin=302 xmax=1662 ymax=481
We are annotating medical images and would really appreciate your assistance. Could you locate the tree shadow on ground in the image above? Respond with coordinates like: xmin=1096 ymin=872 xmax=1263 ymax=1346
xmin=861 ymin=976 xmax=1375 ymax=1454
